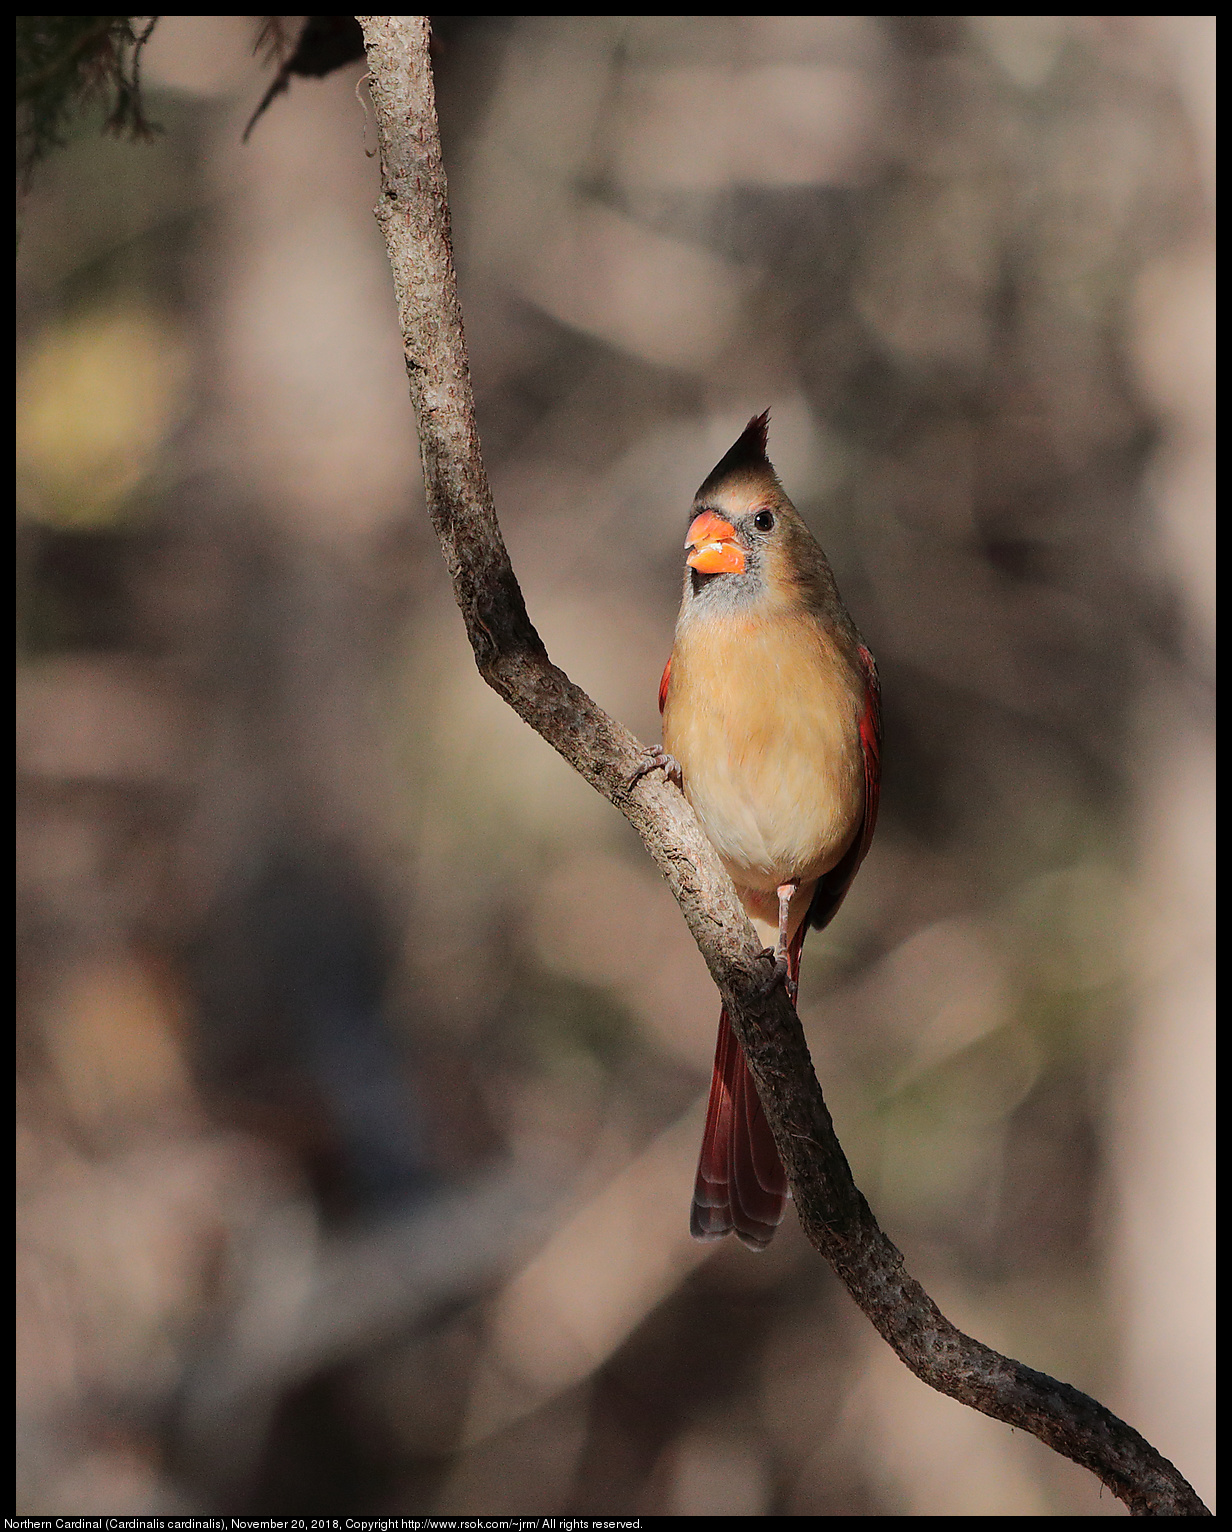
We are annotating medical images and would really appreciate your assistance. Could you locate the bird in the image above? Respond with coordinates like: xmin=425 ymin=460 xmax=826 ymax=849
xmin=654 ymin=411 xmax=881 ymax=1250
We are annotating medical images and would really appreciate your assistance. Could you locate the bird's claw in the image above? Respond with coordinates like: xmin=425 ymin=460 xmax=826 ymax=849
xmin=629 ymin=745 xmax=683 ymax=791
xmin=754 ymin=946 xmax=798 ymax=1006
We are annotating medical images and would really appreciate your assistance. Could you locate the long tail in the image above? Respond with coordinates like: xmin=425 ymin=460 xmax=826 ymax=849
xmin=689 ymin=927 xmax=804 ymax=1250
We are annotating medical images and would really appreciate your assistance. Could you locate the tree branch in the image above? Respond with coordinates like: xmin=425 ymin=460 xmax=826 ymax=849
xmin=356 ymin=16 xmax=1209 ymax=1517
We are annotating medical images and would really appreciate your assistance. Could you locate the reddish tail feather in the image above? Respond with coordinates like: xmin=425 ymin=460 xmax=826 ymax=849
xmin=690 ymin=924 xmax=804 ymax=1250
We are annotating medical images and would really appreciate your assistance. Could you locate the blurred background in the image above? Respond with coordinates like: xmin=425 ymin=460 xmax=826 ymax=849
xmin=15 ymin=15 xmax=1214 ymax=1516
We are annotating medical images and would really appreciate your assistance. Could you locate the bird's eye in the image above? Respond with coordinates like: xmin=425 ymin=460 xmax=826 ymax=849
xmin=753 ymin=510 xmax=775 ymax=532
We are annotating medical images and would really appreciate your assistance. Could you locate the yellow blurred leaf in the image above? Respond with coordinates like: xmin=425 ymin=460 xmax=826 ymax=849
xmin=16 ymin=307 xmax=191 ymax=527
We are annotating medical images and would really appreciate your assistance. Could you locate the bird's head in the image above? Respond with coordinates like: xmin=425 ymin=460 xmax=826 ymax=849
xmin=683 ymin=411 xmax=827 ymax=612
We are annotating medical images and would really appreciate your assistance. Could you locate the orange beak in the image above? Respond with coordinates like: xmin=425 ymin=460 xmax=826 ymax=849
xmin=685 ymin=511 xmax=745 ymax=575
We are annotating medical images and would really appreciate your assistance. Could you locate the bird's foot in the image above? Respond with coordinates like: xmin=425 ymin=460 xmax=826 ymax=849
xmin=629 ymin=745 xmax=683 ymax=791
xmin=753 ymin=946 xmax=797 ymax=1006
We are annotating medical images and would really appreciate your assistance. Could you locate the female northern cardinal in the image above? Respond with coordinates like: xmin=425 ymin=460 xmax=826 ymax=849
xmin=655 ymin=412 xmax=881 ymax=1250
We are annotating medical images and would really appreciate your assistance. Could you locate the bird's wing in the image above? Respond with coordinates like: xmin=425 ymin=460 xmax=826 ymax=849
xmin=658 ymin=656 xmax=672 ymax=716
xmin=808 ymin=643 xmax=882 ymax=932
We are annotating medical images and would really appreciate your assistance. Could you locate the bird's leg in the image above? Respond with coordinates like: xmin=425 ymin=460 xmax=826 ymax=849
xmin=776 ymin=881 xmax=800 ymax=1005
xmin=628 ymin=745 xmax=683 ymax=791
xmin=755 ymin=881 xmax=800 ymax=1003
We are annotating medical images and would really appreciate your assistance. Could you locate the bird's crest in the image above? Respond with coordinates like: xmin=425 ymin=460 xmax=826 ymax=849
xmin=694 ymin=410 xmax=776 ymax=504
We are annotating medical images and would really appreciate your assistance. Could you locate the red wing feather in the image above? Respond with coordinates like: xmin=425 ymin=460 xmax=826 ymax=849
xmin=807 ymin=643 xmax=882 ymax=934
xmin=658 ymin=656 xmax=672 ymax=716
xmin=855 ymin=643 xmax=881 ymax=855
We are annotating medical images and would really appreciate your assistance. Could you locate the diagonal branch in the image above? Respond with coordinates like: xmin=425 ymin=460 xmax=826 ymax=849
xmin=356 ymin=16 xmax=1209 ymax=1518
